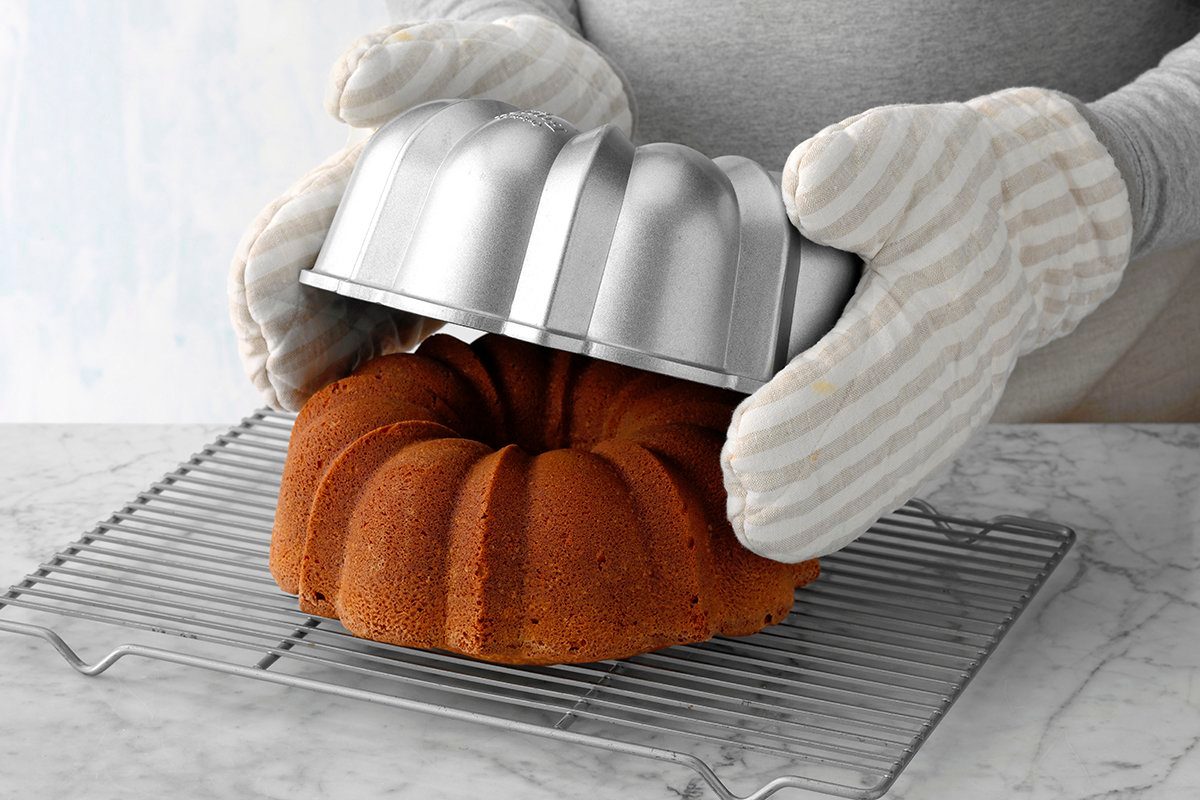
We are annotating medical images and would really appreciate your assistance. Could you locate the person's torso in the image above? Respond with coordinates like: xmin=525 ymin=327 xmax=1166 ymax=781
xmin=578 ymin=0 xmax=1200 ymax=168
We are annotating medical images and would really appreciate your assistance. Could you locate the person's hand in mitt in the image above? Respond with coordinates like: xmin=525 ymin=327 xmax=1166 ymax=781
xmin=722 ymin=88 xmax=1132 ymax=561
xmin=230 ymin=15 xmax=633 ymax=410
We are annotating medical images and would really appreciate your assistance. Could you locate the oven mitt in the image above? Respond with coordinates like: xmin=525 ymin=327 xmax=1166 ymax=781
xmin=229 ymin=14 xmax=634 ymax=411
xmin=722 ymin=87 xmax=1132 ymax=562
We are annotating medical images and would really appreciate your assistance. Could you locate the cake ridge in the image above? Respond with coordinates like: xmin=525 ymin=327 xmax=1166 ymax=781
xmin=416 ymin=335 xmax=508 ymax=442
xmin=298 ymin=419 xmax=458 ymax=618
xmin=271 ymin=392 xmax=456 ymax=593
xmin=471 ymin=335 xmax=544 ymax=451
xmin=597 ymin=371 xmax=668 ymax=441
xmin=541 ymin=349 xmax=578 ymax=451
xmin=587 ymin=439 xmax=716 ymax=632
xmin=344 ymin=354 xmax=477 ymax=435
xmin=338 ymin=436 xmax=491 ymax=644
xmin=440 ymin=443 xmax=537 ymax=654
xmin=438 ymin=440 xmax=499 ymax=651
xmin=479 ymin=445 xmax=531 ymax=656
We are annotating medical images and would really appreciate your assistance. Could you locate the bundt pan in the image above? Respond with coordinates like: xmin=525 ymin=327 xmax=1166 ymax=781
xmin=301 ymin=99 xmax=861 ymax=393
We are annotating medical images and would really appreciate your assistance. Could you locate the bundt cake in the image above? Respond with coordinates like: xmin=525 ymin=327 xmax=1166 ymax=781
xmin=271 ymin=333 xmax=818 ymax=665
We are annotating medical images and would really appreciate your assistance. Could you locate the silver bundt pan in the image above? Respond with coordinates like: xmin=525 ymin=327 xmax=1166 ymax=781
xmin=301 ymin=99 xmax=861 ymax=393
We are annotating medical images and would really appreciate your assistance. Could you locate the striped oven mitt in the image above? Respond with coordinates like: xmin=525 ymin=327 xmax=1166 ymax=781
xmin=722 ymin=88 xmax=1132 ymax=562
xmin=229 ymin=14 xmax=633 ymax=411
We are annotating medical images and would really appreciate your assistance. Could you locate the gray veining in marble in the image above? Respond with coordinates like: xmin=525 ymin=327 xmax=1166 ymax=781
xmin=1 ymin=423 xmax=1197 ymax=799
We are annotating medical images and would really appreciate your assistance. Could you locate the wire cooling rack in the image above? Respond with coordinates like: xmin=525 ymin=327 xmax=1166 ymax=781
xmin=0 ymin=409 xmax=1073 ymax=800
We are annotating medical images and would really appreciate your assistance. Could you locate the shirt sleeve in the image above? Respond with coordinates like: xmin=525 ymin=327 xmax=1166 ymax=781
xmin=384 ymin=0 xmax=582 ymax=34
xmin=1071 ymin=33 xmax=1200 ymax=260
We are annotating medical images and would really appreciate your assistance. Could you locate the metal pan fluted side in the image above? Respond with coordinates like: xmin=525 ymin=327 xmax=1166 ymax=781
xmin=301 ymin=99 xmax=861 ymax=392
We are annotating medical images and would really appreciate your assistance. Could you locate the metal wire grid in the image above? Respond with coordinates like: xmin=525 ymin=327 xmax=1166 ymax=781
xmin=0 ymin=409 xmax=1074 ymax=800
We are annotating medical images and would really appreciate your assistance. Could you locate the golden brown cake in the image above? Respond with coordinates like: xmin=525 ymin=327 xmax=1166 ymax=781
xmin=271 ymin=333 xmax=818 ymax=664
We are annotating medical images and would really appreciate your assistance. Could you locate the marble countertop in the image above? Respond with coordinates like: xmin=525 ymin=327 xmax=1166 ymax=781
xmin=0 ymin=422 xmax=1197 ymax=799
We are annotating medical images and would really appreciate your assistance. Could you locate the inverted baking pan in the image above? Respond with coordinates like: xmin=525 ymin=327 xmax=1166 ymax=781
xmin=301 ymin=99 xmax=861 ymax=392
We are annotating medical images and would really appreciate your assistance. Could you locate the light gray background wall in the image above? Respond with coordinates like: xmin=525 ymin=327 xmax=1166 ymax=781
xmin=0 ymin=0 xmax=389 ymax=422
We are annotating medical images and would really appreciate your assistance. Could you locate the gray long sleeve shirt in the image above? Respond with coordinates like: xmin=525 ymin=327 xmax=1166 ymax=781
xmin=391 ymin=0 xmax=1200 ymax=260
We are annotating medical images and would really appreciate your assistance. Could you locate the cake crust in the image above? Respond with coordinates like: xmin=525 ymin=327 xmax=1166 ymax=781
xmin=271 ymin=334 xmax=818 ymax=664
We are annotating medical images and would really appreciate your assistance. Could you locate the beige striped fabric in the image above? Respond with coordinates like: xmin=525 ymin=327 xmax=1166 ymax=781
xmin=721 ymin=88 xmax=1132 ymax=563
xmin=228 ymin=143 xmax=443 ymax=410
xmin=328 ymin=16 xmax=633 ymax=134
xmin=229 ymin=14 xmax=632 ymax=410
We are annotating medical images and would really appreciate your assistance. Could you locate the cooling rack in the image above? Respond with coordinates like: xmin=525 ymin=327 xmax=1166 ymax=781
xmin=0 ymin=409 xmax=1074 ymax=800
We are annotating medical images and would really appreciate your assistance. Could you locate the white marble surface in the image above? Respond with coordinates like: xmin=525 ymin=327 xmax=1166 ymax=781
xmin=0 ymin=423 xmax=1197 ymax=799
